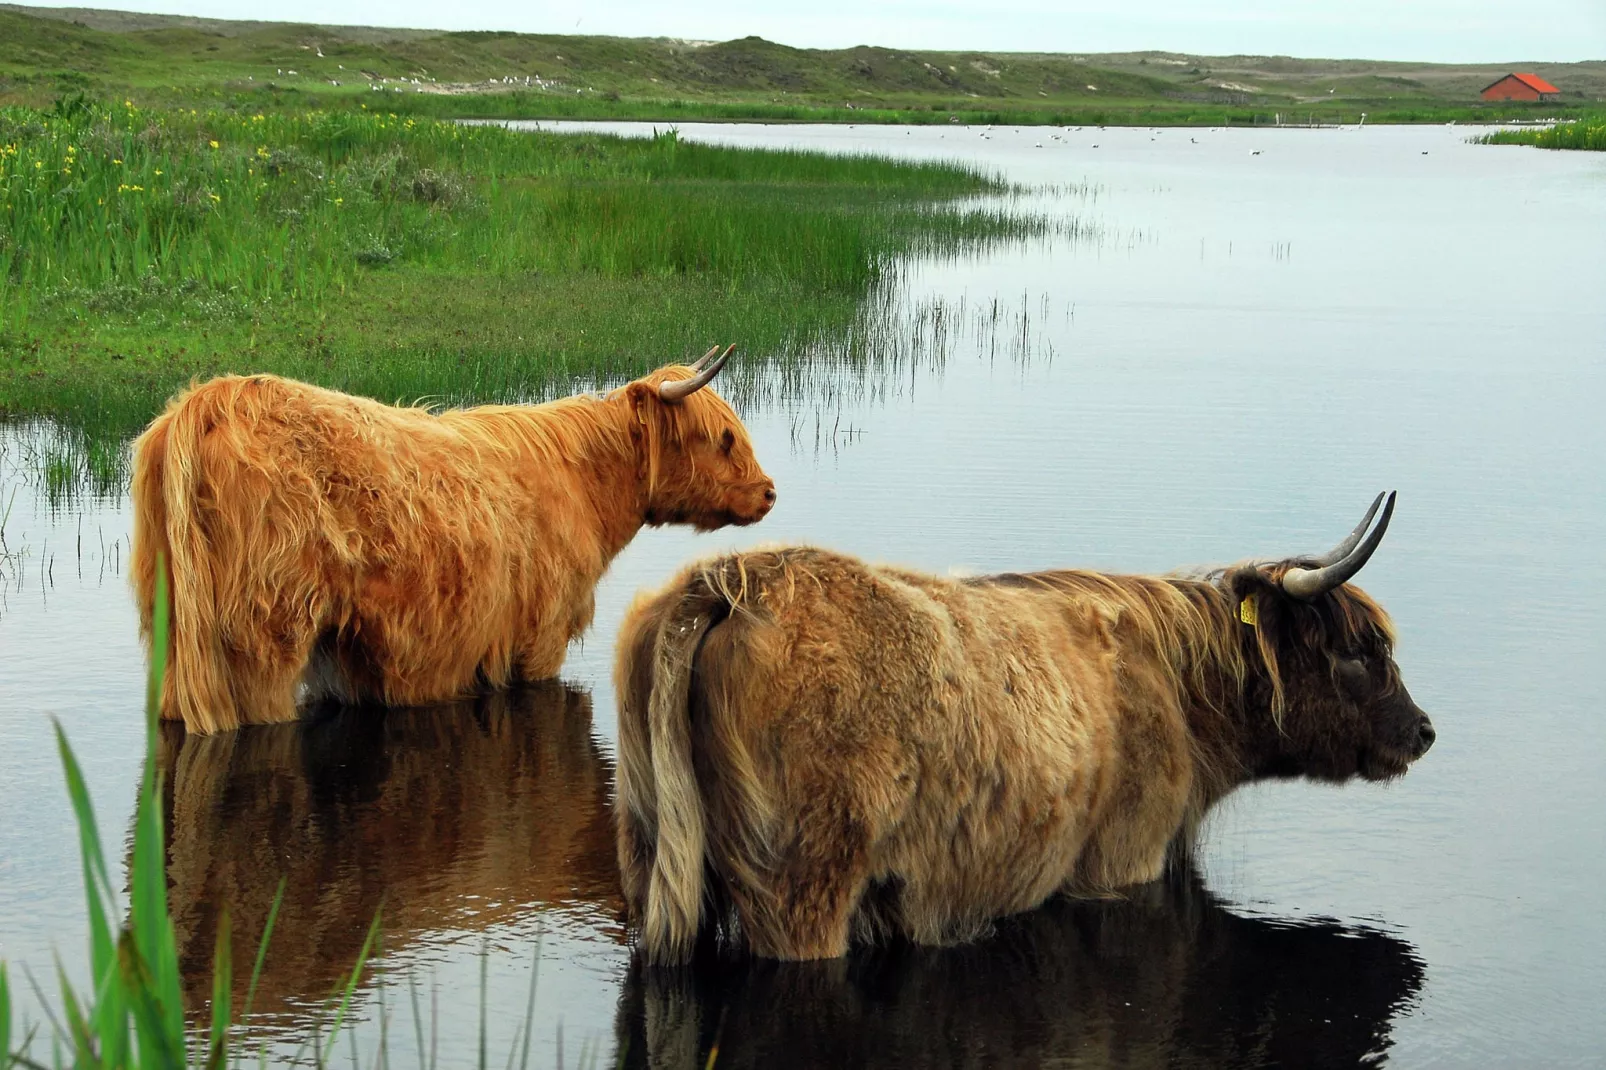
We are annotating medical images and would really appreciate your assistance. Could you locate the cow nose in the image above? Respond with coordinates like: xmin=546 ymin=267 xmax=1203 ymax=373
xmin=1416 ymin=717 xmax=1436 ymax=754
xmin=763 ymin=485 xmax=777 ymax=506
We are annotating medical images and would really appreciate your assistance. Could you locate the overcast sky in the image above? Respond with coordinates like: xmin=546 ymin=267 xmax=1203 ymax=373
xmin=15 ymin=0 xmax=1606 ymax=63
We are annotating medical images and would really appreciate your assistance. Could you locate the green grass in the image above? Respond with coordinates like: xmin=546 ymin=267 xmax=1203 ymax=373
xmin=0 ymin=98 xmax=1039 ymax=444
xmin=1477 ymin=114 xmax=1606 ymax=149
xmin=311 ymin=90 xmax=1601 ymax=129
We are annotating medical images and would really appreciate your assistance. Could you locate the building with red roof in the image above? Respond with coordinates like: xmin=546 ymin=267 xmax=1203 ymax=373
xmin=1481 ymin=73 xmax=1562 ymax=102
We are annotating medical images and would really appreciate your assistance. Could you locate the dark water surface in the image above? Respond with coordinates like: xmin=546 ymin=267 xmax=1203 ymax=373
xmin=2 ymin=123 xmax=1602 ymax=1067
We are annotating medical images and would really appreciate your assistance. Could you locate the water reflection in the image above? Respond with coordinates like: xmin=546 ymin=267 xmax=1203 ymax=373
xmin=155 ymin=681 xmax=622 ymax=1019
xmin=617 ymin=866 xmax=1424 ymax=1070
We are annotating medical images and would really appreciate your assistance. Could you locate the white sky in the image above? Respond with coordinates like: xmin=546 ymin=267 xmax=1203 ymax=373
xmin=12 ymin=0 xmax=1606 ymax=63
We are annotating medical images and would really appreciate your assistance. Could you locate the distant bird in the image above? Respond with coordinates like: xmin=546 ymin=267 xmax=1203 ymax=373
xmin=1251 ymin=150 xmax=1262 ymax=155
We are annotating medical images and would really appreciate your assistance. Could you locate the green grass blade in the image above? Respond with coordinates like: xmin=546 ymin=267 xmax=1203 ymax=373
xmin=50 ymin=723 xmax=116 ymax=988
xmin=127 ymin=554 xmax=187 ymax=1064
xmin=53 ymin=966 xmax=92 ymax=1064
xmin=516 ymin=938 xmax=539 ymax=1070
xmin=206 ymin=905 xmax=233 ymax=1070
xmin=240 ymin=878 xmax=286 ymax=1026
xmin=117 ymin=931 xmax=184 ymax=1070
xmin=0 ymin=962 xmax=10 ymax=1070
xmin=51 ymin=721 xmax=131 ymax=1062
xmin=319 ymin=910 xmax=382 ymax=1067
xmin=478 ymin=945 xmax=487 ymax=1070
xmin=408 ymin=976 xmax=425 ymax=1070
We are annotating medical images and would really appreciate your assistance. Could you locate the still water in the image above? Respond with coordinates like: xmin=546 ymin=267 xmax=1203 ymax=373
xmin=2 ymin=122 xmax=1603 ymax=1067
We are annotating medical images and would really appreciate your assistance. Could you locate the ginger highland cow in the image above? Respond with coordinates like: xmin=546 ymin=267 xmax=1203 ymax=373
xmin=132 ymin=346 xmax=773 ymax=734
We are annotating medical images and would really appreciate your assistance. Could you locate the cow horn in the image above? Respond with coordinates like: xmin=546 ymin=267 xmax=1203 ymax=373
xmin=1309 ymin=490 xmax=1387 ymax=567
xmin=1280 ymin=491 xmax=1396 ymax=600
xmin=658 ymin=344 xmax=734 ymax=402
xmin=688 ymin=344 xmax=722 ymax=372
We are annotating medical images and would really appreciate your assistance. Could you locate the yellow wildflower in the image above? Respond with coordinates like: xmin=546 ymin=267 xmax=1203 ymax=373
xmin=209 ymin=140 xmax=220 ymax=149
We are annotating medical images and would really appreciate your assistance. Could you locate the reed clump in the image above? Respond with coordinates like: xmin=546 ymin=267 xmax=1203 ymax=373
xmin=1477 ymin=116 xmax=1606 ymax=150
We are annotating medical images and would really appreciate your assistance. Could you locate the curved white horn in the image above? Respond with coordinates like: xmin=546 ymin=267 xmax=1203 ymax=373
xmin=1309 ymin=491 xmax=1387 ymax=568
xmin=659 ymin=344 xmax=735 ymax=402
xmin=688 ymin=345 xmax=722 ymax=372
xmin=1281 ymin=492 xmax=1397 ymax=600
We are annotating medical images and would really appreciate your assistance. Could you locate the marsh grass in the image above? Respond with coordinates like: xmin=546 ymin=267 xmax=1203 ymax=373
xmin=1477 ymin=116 xmax=1606 ymax=150
xmin=0 ymin=101 xmax=1046 ymax=450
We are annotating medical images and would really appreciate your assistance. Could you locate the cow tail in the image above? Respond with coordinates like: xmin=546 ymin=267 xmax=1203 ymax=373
xmin=619 ymin=557 xmax=773 ymax=964
xmin=130 ymin=385 xmax=236 ymax=734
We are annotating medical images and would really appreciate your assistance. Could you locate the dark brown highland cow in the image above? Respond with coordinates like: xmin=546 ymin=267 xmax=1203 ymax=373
xmin=615 ymin=492 xmax=1434 ymax=962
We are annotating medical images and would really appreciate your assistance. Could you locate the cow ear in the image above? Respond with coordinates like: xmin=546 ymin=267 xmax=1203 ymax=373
xmin=1225 ymin=566 xmax=1283 ymax=624
xmin=622 ymin=382 xmax=657 ymax=427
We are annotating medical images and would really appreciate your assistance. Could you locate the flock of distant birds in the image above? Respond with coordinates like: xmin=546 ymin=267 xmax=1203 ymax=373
xmin=838 ymin=113 xmax=1408 ymax=155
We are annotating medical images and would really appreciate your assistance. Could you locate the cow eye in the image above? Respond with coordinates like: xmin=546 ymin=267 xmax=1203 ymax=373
xmin=720 ymin=429 xmax=735 ymax=454
xmin=1337 ymin=657 xmax=1370 ymax=695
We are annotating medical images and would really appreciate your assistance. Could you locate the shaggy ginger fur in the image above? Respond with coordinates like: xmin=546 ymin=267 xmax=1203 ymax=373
xmin=132 ymin=364 xmax=774 ymax=734
xmin=615 ymin=544 xmax=1434 ymax=962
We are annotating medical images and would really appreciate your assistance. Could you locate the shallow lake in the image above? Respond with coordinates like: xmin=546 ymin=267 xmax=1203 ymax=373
xmin=2 ymin=121 xmax=1603 ymax=1067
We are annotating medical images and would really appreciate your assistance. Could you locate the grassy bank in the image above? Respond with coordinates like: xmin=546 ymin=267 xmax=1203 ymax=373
xmin=1477 ymin=114 xmax=1606 ymax=149
xmin=0 ymin=99 xmax=1036 ymax=441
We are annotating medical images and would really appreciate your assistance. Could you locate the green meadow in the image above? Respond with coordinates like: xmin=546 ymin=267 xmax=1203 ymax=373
xmin=0 ymin=98 xmax=1039 ymax=446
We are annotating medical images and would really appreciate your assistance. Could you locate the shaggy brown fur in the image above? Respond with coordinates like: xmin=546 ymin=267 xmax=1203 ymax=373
xmin=615 ymin=544 xmax=1434 ymax=963
xmin=157 ymin=682 xmax=621 ymax=1017
xmin=131 ymin=362 xmax=774 ymax=734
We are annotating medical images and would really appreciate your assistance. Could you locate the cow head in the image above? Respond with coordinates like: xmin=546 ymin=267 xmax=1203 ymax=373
xmin=1225 ymin=492 xmax=1434 ymax=783
xmin=620 ymin=345 xmax=776 ymax=531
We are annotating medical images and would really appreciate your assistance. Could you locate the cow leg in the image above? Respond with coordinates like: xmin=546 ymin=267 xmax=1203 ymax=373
xmin=737 ymin=801 xmax=872 ymax=961
xmin=616 ymin=808 xmax=655 ymax=921
xmin=514 ymin=633 xmax=567 ymax=683
xmin=226 ymin=617 xmax=320 ymax=726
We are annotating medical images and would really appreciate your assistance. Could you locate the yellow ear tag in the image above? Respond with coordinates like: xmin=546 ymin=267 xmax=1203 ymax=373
xmin=1239 ymin=596 xmax=1259 ymax=626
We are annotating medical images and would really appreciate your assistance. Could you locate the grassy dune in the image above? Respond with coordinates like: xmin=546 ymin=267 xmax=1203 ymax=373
xmin=2 ymin=5 xmax=1603 ymax=125
xmin=0 ymin=99 xmax=1037 ymax=440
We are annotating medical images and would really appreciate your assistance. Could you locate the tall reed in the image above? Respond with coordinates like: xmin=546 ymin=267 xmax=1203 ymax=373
xmin=1477 ymin=116 xmax=1606 ymax=150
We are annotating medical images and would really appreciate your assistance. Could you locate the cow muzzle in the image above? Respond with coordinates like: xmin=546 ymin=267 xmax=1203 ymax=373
xmin=1412 ymin=713 xmax=1436 ymax=759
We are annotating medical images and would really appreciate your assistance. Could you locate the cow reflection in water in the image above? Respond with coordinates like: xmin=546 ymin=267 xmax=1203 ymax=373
xmin=617 ymin=866 xmax=1425 ymax=1070
xmin=157 ymin=681 xmax=623 ymax=1017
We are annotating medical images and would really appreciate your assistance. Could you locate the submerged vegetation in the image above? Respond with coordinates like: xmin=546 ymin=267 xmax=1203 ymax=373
xmin=0 ymin=98 xmax=1041 ymax=446
xmin=1477 ymin=114 xmax=1606 ymax=150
